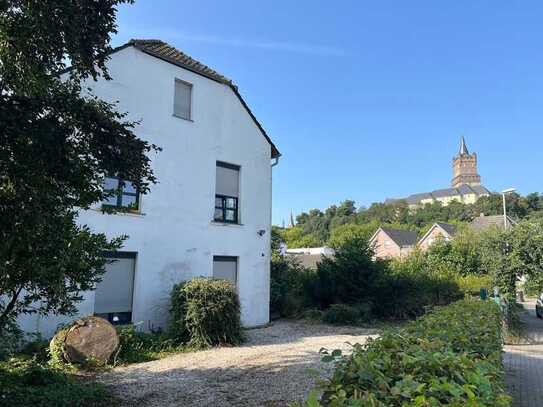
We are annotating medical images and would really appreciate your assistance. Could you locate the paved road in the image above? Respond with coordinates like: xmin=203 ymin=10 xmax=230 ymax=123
xmin=504 ymin=301 xmax=543 ymax=407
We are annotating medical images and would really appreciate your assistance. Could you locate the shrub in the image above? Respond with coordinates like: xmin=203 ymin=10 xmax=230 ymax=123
xmin=299 ymin=300 xmax=511 ymax=406
xmin=0 ymin=319 xmax=23 ymax=361
xmin=455 ymin=274 xmax=492 ymax=297
xmin=170 ymin=277 xmax=243 ymax=348
xmin=270 ymin=256 xmax=312 ymax=317
xmin=115 ymin=325 xmax=181 ymax=364
xmin=322 ymin=304 xmax=359 ymax=325
xmin=380 ymin=261 xmax=464 ymax=319
xmin=298 ymin=309 xmax=324 ymax=321
xmin=0 ymin=357 xmax=114 ymax=406
xmin=307 ymin=236 xmax=386 ymax=308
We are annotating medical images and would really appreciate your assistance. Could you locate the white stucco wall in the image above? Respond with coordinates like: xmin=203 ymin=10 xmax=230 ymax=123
xmin=18 ymin=46 xmax=274 ymax=338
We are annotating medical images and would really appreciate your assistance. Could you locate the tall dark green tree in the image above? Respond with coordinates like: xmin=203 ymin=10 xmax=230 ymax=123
xmin=0 ymin=1 xmax=159 ymax=333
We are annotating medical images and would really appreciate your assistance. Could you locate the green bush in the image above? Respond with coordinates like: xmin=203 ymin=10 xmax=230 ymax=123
xmin=322 ymin=304 xmax=359 ymax=325
xmin=455 ymin=274 xmax=492 ymax=297
xmin=0 ymin=319 xmax=23 ymax=361
xmin=115 ymin=325 xmax=181 ymax=364
xmin=300 ymin=300 xmax=511 ymax=406
xmin=298 ymin=309 xmax=324 ymax=321
xmin=306 ymin=236 xmax=387 ymax=309
xmin=0 ymin=357 xmax=114 ymax=406
xmin=170 ymin=277 xmax=243 ymax=348
xmin=271 ymin=256 xmax=313 ymax=317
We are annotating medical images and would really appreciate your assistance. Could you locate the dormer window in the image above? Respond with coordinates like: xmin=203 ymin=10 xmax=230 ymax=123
xmin=102 ymin=176 xmax=140 ymax=211
xmin=173 ymin=78 xmax=192 ymax=120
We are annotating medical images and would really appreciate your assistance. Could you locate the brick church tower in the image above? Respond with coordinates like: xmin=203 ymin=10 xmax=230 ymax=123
xmin=451 ymin=136 xmax=481 ymax=188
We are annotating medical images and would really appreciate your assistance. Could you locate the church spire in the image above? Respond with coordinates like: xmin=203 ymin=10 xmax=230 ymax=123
xmin=459 ymin=136 xmax=469 ymax=155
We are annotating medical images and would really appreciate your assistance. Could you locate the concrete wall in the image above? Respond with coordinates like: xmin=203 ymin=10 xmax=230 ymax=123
xmin=18 ymin=46 xmax=274 ymax=338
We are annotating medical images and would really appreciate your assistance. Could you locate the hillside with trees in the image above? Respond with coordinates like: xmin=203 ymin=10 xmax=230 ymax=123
xmin=278 ymin=192 xmax=543 ymax=248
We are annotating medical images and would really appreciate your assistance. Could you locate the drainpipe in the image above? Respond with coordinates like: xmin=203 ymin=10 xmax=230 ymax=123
xmin=271 ymin=157 xmax=280 ymax=167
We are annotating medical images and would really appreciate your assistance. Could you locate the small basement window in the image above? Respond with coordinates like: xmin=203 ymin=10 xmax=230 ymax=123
xmin=102 ymin=176 xmax=140 ymax=211
xmin=173 ymin=79 xmax=192 ymax=120
xmin=213 ymin=256 xmax=238 ymax=287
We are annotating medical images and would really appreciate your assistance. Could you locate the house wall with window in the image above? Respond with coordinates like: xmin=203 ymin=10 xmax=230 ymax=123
xmin=370 ymin=229 xmax=402 ymax=259
xmin=18 ymin=43 xmax=276 ymax=337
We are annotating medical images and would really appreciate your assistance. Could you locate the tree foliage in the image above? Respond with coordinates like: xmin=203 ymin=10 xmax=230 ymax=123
xmin=279 ymin=192 xmax=543 ymax=248
xmin=0 ymin=0 xmax=158 ymax=332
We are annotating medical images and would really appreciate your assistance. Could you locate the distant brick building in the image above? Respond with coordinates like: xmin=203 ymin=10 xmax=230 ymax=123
xmin=386 ymin=137 xmax=490 ymax=208
xmin=369 ymin=228 xmax=418 ymax=259
xmin=418 ymin=222 xmax=457 ymax=252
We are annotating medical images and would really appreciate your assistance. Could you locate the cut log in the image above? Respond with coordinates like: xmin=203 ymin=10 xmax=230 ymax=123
xmin=51 ymin=316 xmax=119 ymax=365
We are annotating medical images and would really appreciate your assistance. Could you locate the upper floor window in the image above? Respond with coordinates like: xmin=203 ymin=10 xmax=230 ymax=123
xmin=103 ymin=176 xmax=139 ymax=211
xmin=173 ymin=79 xmax=192 ymax=120
xmin=214 ymin=162 xmax=240 ymax=223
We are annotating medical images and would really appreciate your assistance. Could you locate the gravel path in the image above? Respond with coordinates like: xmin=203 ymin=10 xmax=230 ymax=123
xmin=98 ymin=321 xmax=378 ymax=406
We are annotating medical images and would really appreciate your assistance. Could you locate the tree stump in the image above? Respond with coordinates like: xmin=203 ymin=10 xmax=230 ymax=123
xmin=50 ymin=316 xmax=119 ymax=365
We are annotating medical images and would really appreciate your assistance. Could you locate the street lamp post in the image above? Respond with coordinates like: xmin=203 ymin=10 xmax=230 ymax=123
xmin=501 ymin=188 xmax=516 ymax=231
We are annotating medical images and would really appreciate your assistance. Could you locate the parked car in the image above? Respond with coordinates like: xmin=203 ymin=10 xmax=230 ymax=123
xmin=536 ymin=294 xmax=543 ymax=318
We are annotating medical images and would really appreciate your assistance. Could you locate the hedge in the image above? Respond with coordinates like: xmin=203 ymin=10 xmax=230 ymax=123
xmin=301 ymin=299 xmax=511 ymax=406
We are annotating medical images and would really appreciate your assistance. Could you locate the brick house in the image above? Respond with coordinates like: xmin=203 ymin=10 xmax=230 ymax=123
xmin=369 ymin=228 xmax=418 ymax=259
xmin=418 ymin=222 xmax=457 ymax=252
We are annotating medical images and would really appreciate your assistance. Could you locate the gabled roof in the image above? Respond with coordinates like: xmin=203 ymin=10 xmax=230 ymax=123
xmin=61 ymin=39 xmax=280 ymax=158
xmin=435 ymin=222 xmax=457 ymax=237
xmin=129 ymin=39 xmax=233 ymax=86
xmin=371 ymin=227 xmax=418 ymax=248
xmin=419 ymin=222 xmax=457 ymax=245
xmin=471 ymin=215 xmax=517 ymax=231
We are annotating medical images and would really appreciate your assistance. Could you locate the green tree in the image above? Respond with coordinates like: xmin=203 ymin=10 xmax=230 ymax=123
xmin=0 ymin=1 xmax=159 ymax=333
xmin=425 ymin=227 xmax=482 ymax=276
xmin=327 ymin=222 xmax=380 ymax=249
xmin=308 ymin=236 xmax=385 ymax=308
xmin=280 ymin=226 xmax=321 ymax=249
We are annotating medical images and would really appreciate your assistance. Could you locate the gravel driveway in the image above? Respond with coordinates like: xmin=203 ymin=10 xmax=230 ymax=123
xmin=98 ymin=321 xmax=378 ymax=406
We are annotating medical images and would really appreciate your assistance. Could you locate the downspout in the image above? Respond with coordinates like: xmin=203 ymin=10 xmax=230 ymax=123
xmin=271 ymin=157 xmax=280 ymax=167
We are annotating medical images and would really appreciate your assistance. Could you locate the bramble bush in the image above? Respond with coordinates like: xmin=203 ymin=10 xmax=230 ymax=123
xmin=170 ymin=277 xmax=243 ymax=348
xmin=298 ymin=300 xmax=511 ymax=406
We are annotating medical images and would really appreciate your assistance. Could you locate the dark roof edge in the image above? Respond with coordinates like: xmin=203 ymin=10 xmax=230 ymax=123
xmin=59 ymin=41 xmax=280 ymax=158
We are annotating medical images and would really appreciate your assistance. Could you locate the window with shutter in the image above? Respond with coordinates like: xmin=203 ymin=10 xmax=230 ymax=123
xmin=214 ymin=162 xmax=240 ymax=223
xmin=173 ymin=79 xmax=192 ymax=120
xmin=213 ymin=256 xmax=238 ymax=287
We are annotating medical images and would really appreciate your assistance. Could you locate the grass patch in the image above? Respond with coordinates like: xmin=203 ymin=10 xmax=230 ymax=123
xmin=0 ymin=357 xmax=115 ymax=407
xmin=114 ymin=325 xmax=188 ymax=365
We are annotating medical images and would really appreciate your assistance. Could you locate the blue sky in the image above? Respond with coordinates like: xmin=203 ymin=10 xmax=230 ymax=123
xmin=114 ymin=1 xmax=542 ymax=225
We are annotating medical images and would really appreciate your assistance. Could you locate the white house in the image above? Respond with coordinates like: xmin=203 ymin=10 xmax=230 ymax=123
xmin=18 ymin=39 xmax=280 ymax=337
